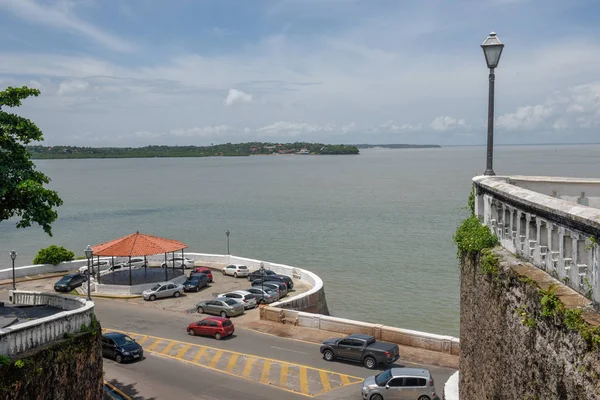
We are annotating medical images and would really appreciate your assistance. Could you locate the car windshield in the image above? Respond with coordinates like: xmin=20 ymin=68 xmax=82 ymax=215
xmin=113 ymin=335 xmax=136 ymax=347
xmin=224 ymin=299 xmax=238 ymax=306
xmin=223 ymin=320 xmax=232 ymax=327
xmin=185 ymin=279 xmax=198 ymax=284
xmin=150 ymin=284 xmax=161 ymax=291
xmin=375 ymin=370 xmax=393 ymax=386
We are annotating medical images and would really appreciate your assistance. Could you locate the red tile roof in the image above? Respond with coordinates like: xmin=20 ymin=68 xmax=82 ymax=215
xmin=92 ymin=231 xmax=187 ymax=257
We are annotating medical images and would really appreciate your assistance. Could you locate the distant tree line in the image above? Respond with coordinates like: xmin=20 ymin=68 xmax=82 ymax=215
xmin=354 ymin=144 xmax=441 ymax=149
xmin=26 ymin=142 xmax=360 ymax=159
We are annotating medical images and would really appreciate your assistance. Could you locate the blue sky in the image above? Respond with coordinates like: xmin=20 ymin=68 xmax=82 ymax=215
xmin=0 ymin=0 xmax=599 ymax=146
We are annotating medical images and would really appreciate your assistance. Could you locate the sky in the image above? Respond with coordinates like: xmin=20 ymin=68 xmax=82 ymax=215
xmin=0 ymin=0 xmax=599 ymax=147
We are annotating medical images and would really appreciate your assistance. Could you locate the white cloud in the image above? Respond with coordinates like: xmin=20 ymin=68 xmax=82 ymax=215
xmin=256 ymin=121 xmax=335 ymax=137
xmin=223 ymin=89 xmax=253 ymax=106
xmin=57 ymin=79 xmax=89 ymax=95
xmin=496 ymin=105 xmax=554 ymax=131
xmin=429 ymin=116 xmax=467 ymax=132
xmin=0 ymin=0 xmax=135 ymax=52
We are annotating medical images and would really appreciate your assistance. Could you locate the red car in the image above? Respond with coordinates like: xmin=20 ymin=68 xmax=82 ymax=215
xmin=187 ymin=317 xmax=234 ymax=340
xmin=192 ymin=267 xmax=213 ymax=282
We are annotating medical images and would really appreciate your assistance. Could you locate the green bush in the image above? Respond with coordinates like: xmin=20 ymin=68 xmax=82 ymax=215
xmin=453 ymin=216 xmax=499 ymax=257
xmin=33 ymin=245 xmax=74 ymax=265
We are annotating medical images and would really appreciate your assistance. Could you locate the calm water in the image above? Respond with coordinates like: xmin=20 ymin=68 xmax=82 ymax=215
xmin=1 ymin=145 xmax=599 ymax=336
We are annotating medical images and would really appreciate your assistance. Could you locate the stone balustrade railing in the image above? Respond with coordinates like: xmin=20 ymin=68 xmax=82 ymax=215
xmin=474 ymin=175 xmax=600 ymax=308
xmin=0 ymin=291 xmax=95 ymax=356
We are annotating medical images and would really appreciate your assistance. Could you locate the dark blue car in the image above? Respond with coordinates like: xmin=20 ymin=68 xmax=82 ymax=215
xmin=54 ymin=273 xmax=87 ymax=292
xmin=102 ymin=332 xmax=143 ymax=363
xmin=183 ymin=274 xmax=209 ymax=292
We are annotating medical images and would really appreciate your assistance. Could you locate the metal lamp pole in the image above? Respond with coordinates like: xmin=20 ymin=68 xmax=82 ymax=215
xmin=259 ymin=261 xmax=265 ymax=303
xmin=481 ymin=32 xmax=505 ymax=176
xmin=10 ymin=250 xmax=17 ymax=290
xmin=85 ymin=245 xmax=93 ymax=301
xmin=226 ymin=230 xmax=230 ymax=255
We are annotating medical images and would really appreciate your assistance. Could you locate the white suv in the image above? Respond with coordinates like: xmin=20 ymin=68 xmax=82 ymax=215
xmin=222 ymin=264 xmax=249 ymax=278
xmin=161 ymin=257 xmax=194 ymax=269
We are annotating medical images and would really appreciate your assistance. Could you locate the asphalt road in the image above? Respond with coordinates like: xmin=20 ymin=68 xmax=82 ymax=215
xmin=94 ymin=298 xmax=455 ymax=399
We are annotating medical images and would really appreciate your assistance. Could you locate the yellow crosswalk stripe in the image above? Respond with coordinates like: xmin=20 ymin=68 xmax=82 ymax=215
xmin=136 ymin=336 xmax=149 ymax=346
xmin=192 ymin=347 xmax=206 ymax=363
xmin=161 ymin=342 xmax=177 ymax=355
xmin=280 ymin=364 xmax=289 ymax=387
xmin=243 ymin=358 xmax=255 ymax=378
xmin=319 ymin=371 xmax=331 ymax=392
xmin=260 ymin=360 xmax=271 ymax=384
xmin=340 ymin=374 xmax=351 ymax=385
xmin=146 ymin=339 xmax=163 ymax=352
xmin=226 ymin=353 xmax=239 ymax=373
xmin=175 ymin=344 xmax=191 ymax=359
xmin=299 ymin=367 xmax=309 ymax=395
xmin=209 ymin=350 xmax=223 ymax=368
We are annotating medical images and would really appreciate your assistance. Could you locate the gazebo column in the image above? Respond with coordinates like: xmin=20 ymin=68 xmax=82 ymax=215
xmin=128 ymin=255 xmax=132 ymax=286
xmin=164 ymin=253 xmax=168 ymax=281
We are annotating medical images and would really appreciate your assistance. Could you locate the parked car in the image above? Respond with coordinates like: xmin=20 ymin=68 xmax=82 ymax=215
xmin=320 ymin=334 xmax=400 ymax=369
xmin=161 ymin=257 xmax=194 ymax=269
xmin=361 ymin=368 xmax=438 ymax=400
xmin=115 ymin=257 xmax=147 ymax=269
xmin=142 ymin=282 xmax=184 ymax=301
xmin=196 ymin=298 xmax=245 ymax=318
xmin=222 ymin=264 xmax=249 ymax=278
xmin=79 ymin=260 xmax=111 ymax=275
xmin=252 ymin=274 xmax=293 ymax=290
xmin=192 ymin=267 xmax=213 ymax=282
xmin=54 ymin=273 xmax=87 ymax=292
xmin=183 ymin=275 xmax=209 ymax=292
xmin=246 ymin=287 xmax=279 ymax=304
xmin=252 ymin=281 xmax=287 ymax=298
xmin=187 ymin=316 xmax=234 ymax=340
xmin=100 ymin=264 xmax=126 ymax=275
xmin=217 ymin=290 xmax=257 ymax=309
xmin=247 ymin=268 xmax=277 ymax=282
xmin=102 ymin=332 xmax=143 ymax=363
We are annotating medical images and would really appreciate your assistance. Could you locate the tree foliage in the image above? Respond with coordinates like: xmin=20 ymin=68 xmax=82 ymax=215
xmin=0 ymin=86 xmax=63 ymax=236
xmin=33 ymin=245 xmax=74 ymax=265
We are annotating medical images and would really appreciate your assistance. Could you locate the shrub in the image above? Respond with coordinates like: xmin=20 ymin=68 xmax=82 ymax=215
xmin=453 ymin=216 xmax=499 ymax=258
xmin=33 ymin=245 xmax=74 ymax=265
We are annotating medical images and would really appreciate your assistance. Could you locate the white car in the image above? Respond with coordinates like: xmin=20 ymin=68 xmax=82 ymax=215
xmin=79 ymin=260 xmax=111 ymax=275
xmin=115 ymin=257 xmax=147 ymax=269
xmin=217 ymin=290 xmax=257 ymax=309
xmin=222 ymin=264 xmax=249 ymax=278
xmin=161 ymin=257 xmax=195 ymax=269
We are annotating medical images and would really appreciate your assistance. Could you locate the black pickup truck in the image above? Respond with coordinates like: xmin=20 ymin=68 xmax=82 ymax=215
xmin=319 ymin=334 xmax=400 ymax=369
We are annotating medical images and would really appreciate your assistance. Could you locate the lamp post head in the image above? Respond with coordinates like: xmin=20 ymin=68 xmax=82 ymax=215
xmin=9 ymin=250 xmax=17 ymax=261
xmin=226 ymin=230 xmax=230 ymax=237
xmin=84 ymin=245 xmax=93 ymax=260
xmin=259 ymin=261 xmax=265 ymax=272
xmin=481 ymin=32 xmax=504 ymax=69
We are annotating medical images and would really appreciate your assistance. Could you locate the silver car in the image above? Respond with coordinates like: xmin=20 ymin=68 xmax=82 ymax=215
xmin=246 ymin=287 xmax=279 ymax=304
xmin=361 ymin=368 xmax=438 ymax=400
xmin=196 ymin=298 xmax=245 ymax=318
xmin=217 ymin=290 xmax=257 ymax=309
xmin=142 ymin=282 xmax=184 ymax=301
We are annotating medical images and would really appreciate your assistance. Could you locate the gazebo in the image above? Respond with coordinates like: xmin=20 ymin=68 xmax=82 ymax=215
xmin=91 ymin=231 xmax=188 ymax=285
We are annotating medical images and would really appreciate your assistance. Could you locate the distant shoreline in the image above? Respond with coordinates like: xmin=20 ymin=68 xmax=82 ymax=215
xmin=355 ymin=144 xmax=441 ymax=149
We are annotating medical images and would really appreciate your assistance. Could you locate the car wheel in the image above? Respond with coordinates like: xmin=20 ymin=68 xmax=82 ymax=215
xmin=188 ymin=329 xmax=196 ymax=336
xmin=323 ymin=350 xmax=335 ymax=361
xmin=161 ymin=264 xmax=166 ymax=268
xmin=173 ymin=291 xmax=181 ymax=298
xmin=222 ymin=270 xmax=226 ymax=275
xmin=417 ymin=396 xmax=430 ymax=400
xmin=115 ymin=354 xmax=123 ymax=364
xmin=196 ymin=287 xmax=200 ymax=292
xmin=215 ymin=333 xmax=222 ymax=340
xmin=197 ymin=306 xmax=204 ymax=313
xmin=370 ymin=394 xmax=383 ymax=400
xmin=149 ymin=295 xmax=156 ymax=301
xmin=234 ymin=272 xmax=238 ymax=278
xmin=220 ymin=311 xmax=227 ymax=318
xmin=363 ymin=356 xmax=377 ymax=369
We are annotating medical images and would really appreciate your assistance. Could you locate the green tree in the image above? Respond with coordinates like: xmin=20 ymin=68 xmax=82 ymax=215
xmin=0 ymin=86 xmax=63 ymax=236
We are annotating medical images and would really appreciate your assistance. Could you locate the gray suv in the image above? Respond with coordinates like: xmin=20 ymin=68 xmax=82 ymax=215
xmin=361 ymin=368 xmax=438 ymax=400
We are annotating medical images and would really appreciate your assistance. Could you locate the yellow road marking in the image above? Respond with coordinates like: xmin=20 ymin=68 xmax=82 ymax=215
xmin=243 ymin=358 xmax=255 ymax=378
xmin=161 ymin=342 xmax=176 ymax=355
xmin=209 ymin=350 xmax=223 ymax=368
xmin=146 ymin=339 xmax=163 ymax=352
xmin=260 ymin=360 xmax=271 ymax=384
xmin=136 ymin=336 xmax=149 ymax=346
xmin=226 ymin=353 xmax=239 ymax=372
xmin=319 ymin=371 xmax=331 ymax=392
xmin=176 ymin=344 xmax=191 ymax=359
xmin=192 ymin=347 xmax=206 ymax=363
xmin=340 ymin=374 xmax=351 ymax=385
xmin=104 ymin=380 xmax=132 ymax=400
xmin=280 ymin=364 xmax=289 ymax=387
xmin=299 ymin=367 xmax=309 ymax=395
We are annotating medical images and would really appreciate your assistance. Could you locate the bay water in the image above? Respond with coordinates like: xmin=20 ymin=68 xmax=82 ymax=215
xmin=1 ymin=144 xmax=598 ymax=336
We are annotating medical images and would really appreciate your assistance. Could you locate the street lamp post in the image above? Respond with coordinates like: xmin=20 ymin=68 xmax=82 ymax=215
xmin=84 ymin=245 xmax=93 ymax=301
xmin=9 ymin=250 xmax=17 ymax=291
xmin=225 ymin=230 xmax=230 ymax=255
xmin=481 ymin=32 xmax=505 ymax=176
xmin=259 ymin=261 xmax=265 ymax=302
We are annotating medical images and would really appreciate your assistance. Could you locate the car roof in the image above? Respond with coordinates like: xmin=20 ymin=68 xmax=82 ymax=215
xmin=202 ymin=316 xmax=229 ymax=323
xmin=103 ymin=332 xmax=128 ymax=339
xmin=347 ymin=334 xmax=374 ymax=340
xmin=231 ymin=290 xmax=251 ymax=295
xmin=390 ymin=368 xmax=431 ymax=378
xmin=195 ymin=267 xmax=210 ymax=270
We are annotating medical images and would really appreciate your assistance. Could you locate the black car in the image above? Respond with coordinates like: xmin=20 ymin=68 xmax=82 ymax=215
xmin=252 ymin=280 xmax=287 ymax=297
xmin=183 ymin=275 xmax=209 ymax=292
xmin=247 ymin=269 xmax=277 ymax=282
xmin=252 ymin=274 xmax=293 ymax=290
xmin=54 ymin=273 xmax=87 ymax=292
xmin=320 ymin=334 xmax=400 ymax=369
xmin=102 ymin=332 xmax=143 ymax=363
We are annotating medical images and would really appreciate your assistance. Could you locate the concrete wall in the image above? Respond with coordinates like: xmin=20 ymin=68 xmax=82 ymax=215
xmin=460 ymin=248 xmax=600 ymax=400
xmin=0 ymin=291 xmax=95 ymax=357
xmin=95 ymin=273 xmax=187 ymax=295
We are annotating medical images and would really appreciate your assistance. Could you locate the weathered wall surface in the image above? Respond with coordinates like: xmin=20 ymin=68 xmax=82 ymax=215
xmin=0 ymin=328 xmax=103 ymax=400
xmin=460 ymin=247 xmax=600 ymax=400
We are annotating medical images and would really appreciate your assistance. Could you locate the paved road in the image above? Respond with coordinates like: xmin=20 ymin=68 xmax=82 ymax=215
xmin=94 ymin=298 xmax=455 ymax=399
